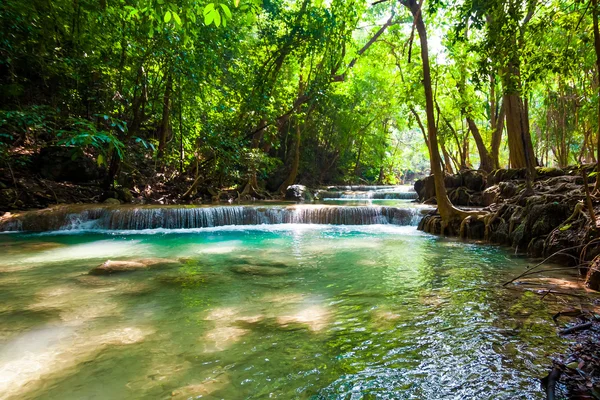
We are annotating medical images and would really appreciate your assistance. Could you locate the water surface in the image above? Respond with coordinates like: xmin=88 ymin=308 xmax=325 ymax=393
xmin=0 ymin=225 xmax=571 ymax=399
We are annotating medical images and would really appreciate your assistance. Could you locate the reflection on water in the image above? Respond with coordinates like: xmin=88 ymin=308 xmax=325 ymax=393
xmin=0 ymin=225 xmax=581 ymax=399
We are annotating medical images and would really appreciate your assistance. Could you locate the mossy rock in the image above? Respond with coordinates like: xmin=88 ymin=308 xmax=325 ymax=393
xmin=529 ymin=202 xmax=570 ymax=237
xmin=535 ymin=167 xmax=564 ymax=178
xmin=488 ymin=168 xmax=527 ymax=185
xmin=510 ymin=223 xmax=529 ymax=248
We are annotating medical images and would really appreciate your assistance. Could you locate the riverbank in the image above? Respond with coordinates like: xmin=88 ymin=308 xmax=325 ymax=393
xmin=415 ymin=166 xmax=600 ymax=398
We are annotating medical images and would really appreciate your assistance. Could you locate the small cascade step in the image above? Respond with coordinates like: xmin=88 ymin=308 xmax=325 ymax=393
xmin=0 ymin=204 xmax=431 ymax=232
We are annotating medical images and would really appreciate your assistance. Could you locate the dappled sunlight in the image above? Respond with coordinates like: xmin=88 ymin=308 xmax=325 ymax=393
xmin=276 ymin=305 xmax=331 ymax=332
xmin=28 ymin=284 xmax=123 ymax=324
xmin=0 ymin=226 xmax=595 ymax=398
xmin=202 ymin=326 xmax=250 ymax=353
xmin=193 ymin=240 xmax=244 ymax=254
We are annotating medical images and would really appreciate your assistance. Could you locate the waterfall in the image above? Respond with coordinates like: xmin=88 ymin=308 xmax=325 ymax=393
xmin=0 ymin=205 xmax=429 ymax=232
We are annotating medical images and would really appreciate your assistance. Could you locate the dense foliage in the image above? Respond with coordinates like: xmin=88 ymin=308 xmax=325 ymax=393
xmin=0 ymin=0 xmax=598 ymax=198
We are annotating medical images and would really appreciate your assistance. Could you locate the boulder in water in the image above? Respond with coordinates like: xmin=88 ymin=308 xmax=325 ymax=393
xmin=230 ymin=264 xmax=288 ymax=276
xmin=284 ymin=185 xmax=314 ymax=202
xmin=90 ymin=258 xmax=180 ymax=275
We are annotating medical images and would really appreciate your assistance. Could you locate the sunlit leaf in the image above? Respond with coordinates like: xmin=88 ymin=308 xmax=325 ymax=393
xmin=203 ymin=3 xmax=215 ymax=16
xmin=220 ymin=4 xmax=232 ymax=18
xmin=164 ymin=10 xmax=172 ymax=22
xmin=204 ymin=10 xmax=214 ymax=25
xmin=172 ymin=11 xmax=181 ymax=25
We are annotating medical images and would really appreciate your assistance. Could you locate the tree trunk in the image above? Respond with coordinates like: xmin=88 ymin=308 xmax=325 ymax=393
xmin=440 ymin=140 xmax=454 ymax=174
xmin=593 ymin=0 xmax=600 ymax=191
xmin=401 ymin=0 xmax=468 ymax=224
xmin=490 ymin=101 xmax=506 ymax=169
xmin=467 ymin=117 xmax=494 ymax=172
xmin=501 ymin=41 xmax=536 ymax=184
xmin=278 ymin=120 xmax=302 ymax=193
xmin=158 ymin=72 xmax=173 ymax=159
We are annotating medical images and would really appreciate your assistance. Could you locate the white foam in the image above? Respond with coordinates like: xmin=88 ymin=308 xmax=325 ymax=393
xmin=18 ymin=224 xmax=426 ymax=237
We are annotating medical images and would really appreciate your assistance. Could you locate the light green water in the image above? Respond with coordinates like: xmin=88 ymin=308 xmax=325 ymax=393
xmin=0 ymin=225 xmax=570 ymax=399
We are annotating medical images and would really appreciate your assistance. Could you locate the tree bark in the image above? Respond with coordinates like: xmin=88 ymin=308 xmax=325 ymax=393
xmin=278 ymin=120 xmax=302 ymax=193
xmin=467 ymin=117 xmax=494 ymax=172
xmin=490 ymin=101 xmax=506 ymax=169
xmin=401 ymin=0 xmax=470 ymax=225
xmin=593 ymin=0 xmax=600 ymax=191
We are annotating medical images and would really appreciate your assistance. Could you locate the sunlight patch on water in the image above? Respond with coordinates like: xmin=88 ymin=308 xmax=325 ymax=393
xmin=203 ymin=326 xmax=250 ymax=353
xmin=193 ymin=240 xmax=244 ymax=254
xmin=0 ymin=324 xmax=153 ymax=399
xmin=27 ymin=284 xmax=123 ymax=325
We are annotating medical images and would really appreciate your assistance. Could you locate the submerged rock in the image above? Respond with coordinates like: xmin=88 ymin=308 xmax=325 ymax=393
xmin=230 ymin=264 xmax=288 ymax=276
xmin=90 ymin=258 xmax=179 ymax=275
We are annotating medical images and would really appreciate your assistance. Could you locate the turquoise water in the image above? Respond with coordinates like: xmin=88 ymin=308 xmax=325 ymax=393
xmin=0 ymin=225 xmax=570 ymax=399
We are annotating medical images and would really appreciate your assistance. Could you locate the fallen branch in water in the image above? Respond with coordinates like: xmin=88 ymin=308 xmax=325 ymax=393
xmin=503 ymin=245 xmax=587 ymax=287
xmin=559 ymin=322 xmax=593 ymax=335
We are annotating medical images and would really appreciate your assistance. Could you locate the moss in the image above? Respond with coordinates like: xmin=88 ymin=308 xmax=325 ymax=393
xmin=535 ymin=167 xmax=564 ymax=177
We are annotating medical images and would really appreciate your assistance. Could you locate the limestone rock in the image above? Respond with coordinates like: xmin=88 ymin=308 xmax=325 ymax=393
xmin=460 ymin=169 xmax=486 ymax=192
xmin=482 ymin=185 xmax=500 ymax=206
xmin=284 ymin=185 xmax=314 ymax=202
xmin=585 ymin=256 xmax=600 ymax=291
xmin=103 ymin=198 xmax=121 ymax=205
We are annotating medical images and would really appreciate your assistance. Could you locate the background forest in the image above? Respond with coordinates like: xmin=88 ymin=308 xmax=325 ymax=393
xmin=0 ymin=0 xmax=598 ymax=201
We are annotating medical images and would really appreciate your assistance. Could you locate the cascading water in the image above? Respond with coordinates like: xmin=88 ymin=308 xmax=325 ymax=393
xmin=315 ymin=185 xmax=418 ymax=200
xmin=0 ymin=204 xmax=430 ymax=232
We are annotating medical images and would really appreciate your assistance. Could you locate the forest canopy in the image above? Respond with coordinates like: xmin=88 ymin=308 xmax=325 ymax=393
xmin=1 ymin=0 xmax=598 ymax=199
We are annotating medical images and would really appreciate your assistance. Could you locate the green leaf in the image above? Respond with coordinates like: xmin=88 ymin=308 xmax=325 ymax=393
xmin=220 ymin=4 xmax=232 ymax=18
xmin=214 ymin=10 xmax=221 ymax=26
xmin=204 ymin=10 xmax=214 ymax=25
xmin=172 ymin=11 xmax=181 ymax=25
xmin=97 ymin=153 xmax=105 ymax=166
xmin=203 ymin=3 xmax=215 ymax=16
xmin=234 ymin=0 xmax=240 ymax=7
xmin=164 ymin=10 xmax=172 ymax=22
